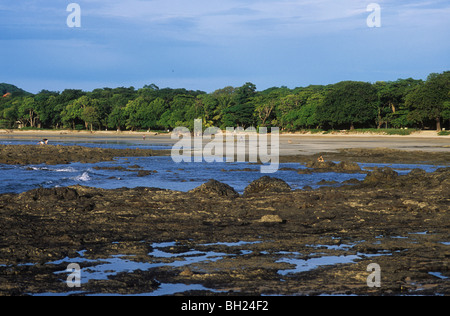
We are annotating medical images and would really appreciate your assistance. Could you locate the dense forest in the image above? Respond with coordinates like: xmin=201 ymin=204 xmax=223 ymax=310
xmin=1 ymin=71 xmax=449 ymax=132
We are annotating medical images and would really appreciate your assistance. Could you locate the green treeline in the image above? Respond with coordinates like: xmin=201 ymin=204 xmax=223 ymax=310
xmin=1 ymin=71 xmax=449 ymax=132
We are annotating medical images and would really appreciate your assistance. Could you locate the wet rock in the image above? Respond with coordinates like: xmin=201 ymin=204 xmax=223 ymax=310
xmin=305 ymin=160 xmax=362 ymax=173
xmin=258 ymin=215 xmax=285 ymax=224
xmin=93 ymin=166 xmax=127 ymax=171
xmin=408 ymin=168 xmax=427 ymax=177
xmin=180 ymin=268 xmax=194 ymax=277
xmin=406 ymin=167 xmax=450 ymax=189
xmin=306 ymin=161 xmax=336 ymax=170
xmin=137 ymin=170 xmax=152 ymax=177
xmin=189 ymin=180 xmax=239 ymax=198
xmin=20 ymin=187 xmax=79 ymax=201
xmin=364 ymin=167 xmax=398 ymax=184
xmin=0 ymin=145 xmax=169 ymax=165
xmin=317 ymin=179 xmax=338 ymax=185
xmin=128 ymin=165 xmax=141 ymax=169
xmin=342 ymin=178 xmax=360 ymax=185
xmin=244 ymin=176 xmax=292 ymax=196
xmin=84 ymin=271 xmax=160 ymax=295
xmin=336 ymin=161 xmax=362 ymax=172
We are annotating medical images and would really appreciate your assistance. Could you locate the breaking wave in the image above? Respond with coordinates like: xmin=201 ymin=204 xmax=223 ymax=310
xmin=27 ymin=166 xmax=77 ymax=173
xmin=72 ymin=172 xmax=91 ymax=182
xmin=53 ymin=167 xmax=77 ymax=173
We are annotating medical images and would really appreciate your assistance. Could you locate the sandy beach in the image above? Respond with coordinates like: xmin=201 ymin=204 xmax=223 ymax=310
xmin=1 ymin=129 xmax=449 ymax=156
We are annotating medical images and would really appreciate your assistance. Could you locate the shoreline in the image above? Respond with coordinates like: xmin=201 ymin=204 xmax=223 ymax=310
xmin=0 ymin=144 xmax=448 ymax=166
xmin=1 ymin=129 xmax=449 ymax=163
xmin=0 ymin=128 xmax=447 ymax=137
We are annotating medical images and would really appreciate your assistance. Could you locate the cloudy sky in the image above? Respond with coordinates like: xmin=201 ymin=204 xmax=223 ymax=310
xmin=0 ymin=0 xmax=449 ymax=93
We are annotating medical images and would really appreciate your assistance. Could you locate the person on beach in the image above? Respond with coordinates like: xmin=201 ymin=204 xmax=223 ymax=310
xmin=38 ymin=139 xmax=49 ymax=145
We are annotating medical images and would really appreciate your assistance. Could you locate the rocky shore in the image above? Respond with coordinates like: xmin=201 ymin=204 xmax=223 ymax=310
xmin=280 ymin=147 xmax=450 ymax=165
xmin=1 ymin=144 xmax=449 ymax=166
xmin=0 ymin=145 xmax=170 ymax=165
xmin=0 ymin=165 xmax=448 ymax=296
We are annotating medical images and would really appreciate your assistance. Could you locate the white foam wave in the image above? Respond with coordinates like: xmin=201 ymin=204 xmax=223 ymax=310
xmin=54 ymin=167 xmax=77 ymax=173
xmin=29 ymin=167 xmax=46 ymax=171
xmin=72 ymin=172 xmax=91 ymax=182
xmin=27 ymin=166 xmax=77 ymax=173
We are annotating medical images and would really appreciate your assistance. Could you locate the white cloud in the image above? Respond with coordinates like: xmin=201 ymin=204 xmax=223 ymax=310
xmin=82 ymin=0 xmax=373 ymax=40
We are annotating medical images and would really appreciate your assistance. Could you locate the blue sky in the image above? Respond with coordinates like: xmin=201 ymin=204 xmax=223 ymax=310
xmin=0 ymin=0 xmax=449 ymax=93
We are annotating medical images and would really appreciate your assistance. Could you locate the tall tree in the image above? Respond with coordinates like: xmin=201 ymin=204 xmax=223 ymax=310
xmin=211 ymin=86 xmax=235 ymax=127
xmin=317 ymin=81 xmax=378 ymax=130
xmin=138 ymin=97 xmax=166 ymax=130
xmin=406 ymin=71 xmax=450 ymax=131
xmin=443 ymin=92 xmax=450 ymax=128
xmin=222 ymin=82 xmax=256 ymax=128
xmin=107 ymin=106 xmax=126 ymax=131
xmin=62 ymin=95 xmax=100 ymax=130
xmin=277 ymin=94 xmax=303 ymax=131
xmin=124 ymin=96 xmax=147 ymax=131
xmin=81 ymin=106 xmax=100 ymax=131
xmin=34 ymin=90 xmax=60 ymax=128
xmin=254 ymin=89 xmax=288 ymax=127
xmin=18 ymin=97 xmax=39 ymax=128
xmin=375 ymin=79 xmax=422 ymax=128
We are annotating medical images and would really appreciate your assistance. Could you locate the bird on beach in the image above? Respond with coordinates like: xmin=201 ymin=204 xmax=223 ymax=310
xmin=38 ymin=139 xmax=49 ymax=145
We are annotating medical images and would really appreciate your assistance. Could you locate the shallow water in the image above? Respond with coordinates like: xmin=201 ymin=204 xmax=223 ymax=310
xmin=276 ymin=252 xmax=390 ymax=276
xmin=38 ymin=241 xmax=258 ymax=296
xmin=0 ymin=140 xmax=445 ymax=195
xmin=1 ymin=157 xmax=444 ymax=195
xmin=40 ymin=239 xmax=390 ymax=296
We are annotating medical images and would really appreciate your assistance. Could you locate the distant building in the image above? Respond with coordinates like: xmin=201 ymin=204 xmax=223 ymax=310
xmin=2 ymin=93 xmax=11 ymax=98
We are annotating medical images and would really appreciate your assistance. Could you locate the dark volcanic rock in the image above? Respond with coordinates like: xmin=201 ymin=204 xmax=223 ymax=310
xmin=189 ymin=179 xmax=239 ymax=198
xmin=20 ymin=187 xmax=79 ymax=201
xmin=305 ymin=160 xmax=363 ymax=173
xmin=364 ymin=167 xmax=399 ymax=184
xmin=93 ymin=166 xmax=127 ymax=171
xmin=137 ymin=170 xmax=152 ymax=177
xmin=0 ymin=145 xmax=169 ymax=165
xmin=244 ymin=176 xmax=292 ymax=196
xmin=306 ymin=160 xmax=336 ymax=170
xmin=336 ymin=161 xmax=362 ymax=172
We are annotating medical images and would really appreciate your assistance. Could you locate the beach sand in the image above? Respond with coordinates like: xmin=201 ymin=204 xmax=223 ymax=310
xmin=1 ymin=129 xmax=449 ymax=155
xmin=1 ymin=129 xmax=449 ymax=166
